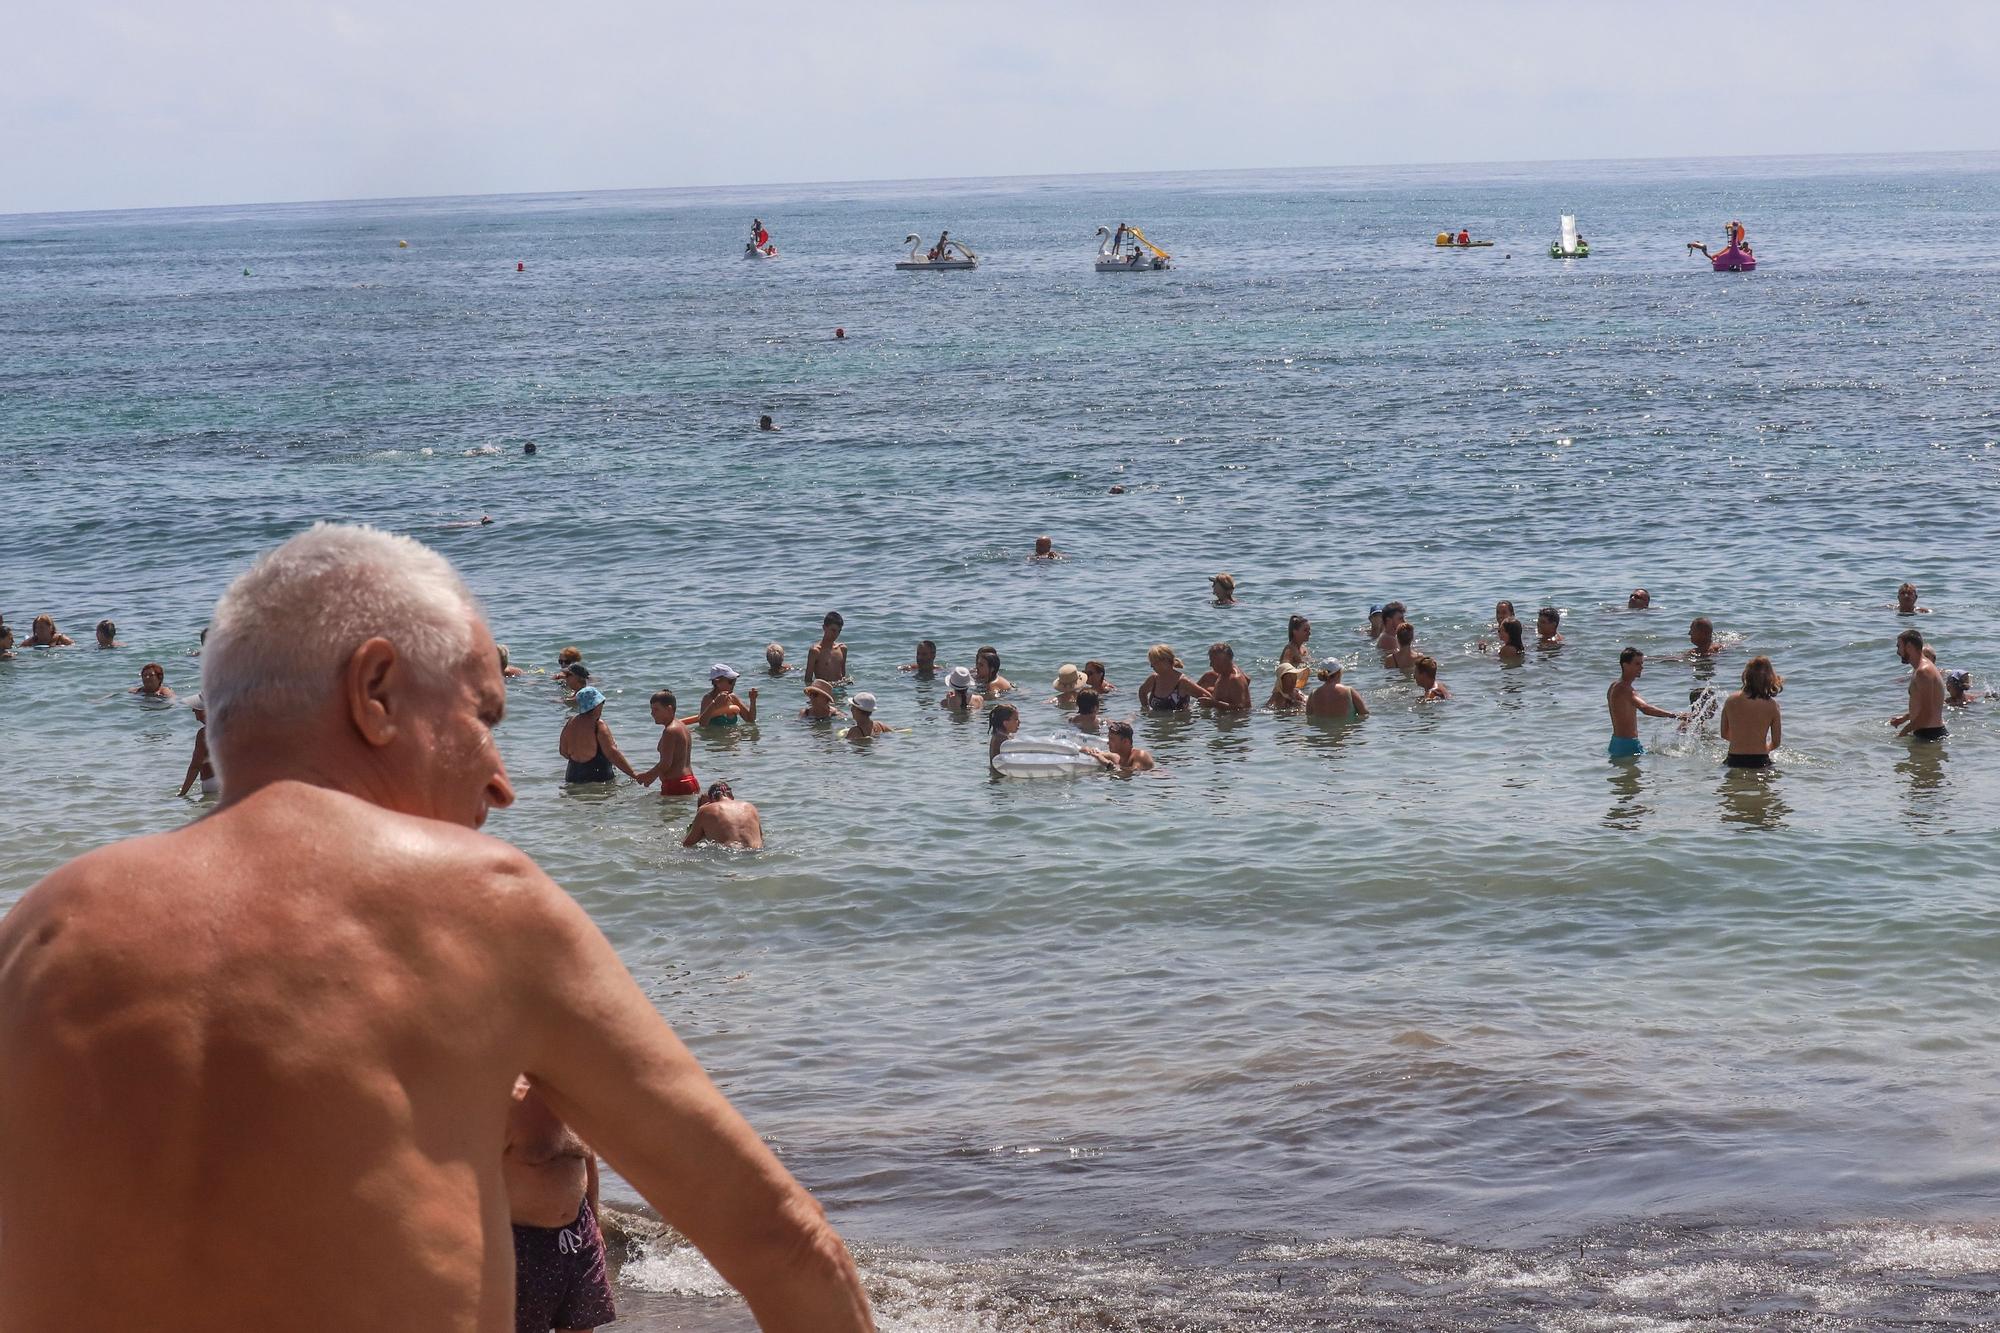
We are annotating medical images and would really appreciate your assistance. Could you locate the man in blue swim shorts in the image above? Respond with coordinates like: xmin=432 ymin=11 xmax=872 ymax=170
xmin=1607 ymin=647 xmax=1687 ymax=758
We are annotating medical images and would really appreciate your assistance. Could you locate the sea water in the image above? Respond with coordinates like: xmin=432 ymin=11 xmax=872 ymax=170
xmin=3 ymin=152 xmax=1999 ymax=1329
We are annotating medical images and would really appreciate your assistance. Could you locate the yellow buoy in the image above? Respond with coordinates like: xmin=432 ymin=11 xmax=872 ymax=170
xmin=397 ymin=239 xmax=409 ymax=248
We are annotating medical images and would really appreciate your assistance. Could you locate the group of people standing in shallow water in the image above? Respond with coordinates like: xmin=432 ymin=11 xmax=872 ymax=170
xmin=9 ymin=574 xmax=1987 ymax=847
xmin=515 ymin=573 xmax=1989 ymax=828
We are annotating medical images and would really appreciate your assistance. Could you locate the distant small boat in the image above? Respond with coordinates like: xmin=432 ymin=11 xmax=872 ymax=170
xmin=1549 ymin=214 xmax=1590 ymax=259
xmin=744 ymin=218 xmax=777 ymax=259
xmin=1688 ymin=221 xmax=1756 ymax=271
xmin=1436 ymin=232 xmax=1494 ymax=248
xmin=897 ymin=232 xmax=978 ymax=271
xmin=1094 ymin=224 xmax=1171 ymax=272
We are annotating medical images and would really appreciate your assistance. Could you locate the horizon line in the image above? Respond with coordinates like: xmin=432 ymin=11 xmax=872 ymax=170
xmin=6 ymin=146 xmax=1997 ymax=225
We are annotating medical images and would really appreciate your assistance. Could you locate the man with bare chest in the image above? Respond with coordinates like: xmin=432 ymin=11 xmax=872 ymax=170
xmin=508 ymin=1080 xmax=615 ymax=1331
xmin=805 ymin=611 xmax=849 ymax=685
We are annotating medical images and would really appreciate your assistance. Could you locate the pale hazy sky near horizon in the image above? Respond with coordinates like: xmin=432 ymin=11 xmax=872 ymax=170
xmin=4 ymin=0 xmax=1997 ymax=215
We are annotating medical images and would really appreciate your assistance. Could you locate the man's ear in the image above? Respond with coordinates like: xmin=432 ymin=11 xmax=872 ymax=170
xmin=343 ymin=637 xmax=402 ymax=749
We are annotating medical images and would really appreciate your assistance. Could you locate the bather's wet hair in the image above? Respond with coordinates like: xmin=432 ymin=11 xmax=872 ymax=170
xmin=1075 ymin=689 xmax=1101 ymax=715
xmin=987 ymin=703 xmax=1019 ymax=733
xmin=651 ymin=689 xmax=677 ymax=711
xmin=1501 ymin=618 xmax=1525 ymax=651
xmin=1742 ymin=655 xmax=1783 ymax=699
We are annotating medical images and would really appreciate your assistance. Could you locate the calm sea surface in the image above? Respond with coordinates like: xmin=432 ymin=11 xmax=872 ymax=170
xmin=5 ymin=153 xmax=2000 ymax=1329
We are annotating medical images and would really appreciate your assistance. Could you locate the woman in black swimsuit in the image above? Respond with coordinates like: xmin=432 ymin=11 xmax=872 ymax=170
xmin=1138 ymin=644 xmax=1209 ymax=712
xmin=560 ymin=686 xmax=639 ymax=785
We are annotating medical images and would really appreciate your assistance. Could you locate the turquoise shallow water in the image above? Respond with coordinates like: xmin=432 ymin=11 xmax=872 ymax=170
xmin=5 ymin=152 xmax=2000 ymax=1328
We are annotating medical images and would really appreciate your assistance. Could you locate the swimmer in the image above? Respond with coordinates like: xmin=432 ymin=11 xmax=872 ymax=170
xmin=764 ymin=642 xmax=794 ymax=676
xmin=1268 ymin=663 xmax=1309 ymax=709
xmin=1379 ymin=602 xmax=1409 ymax=648
xmin=1719 ymin=655 xmax=1783 ymax=768
xmin=559 ymin=661 xmax=591 ymax=697
xmin=846 ymin=691 xmax=891 ymax=740
xmin=1365 ymin=605 xmax=1386 ymax=645
xmin=523 ymin=441 xmax=537 ymax=455
xmin=900 ymin=640 xmax=939 ymax=677
xmin=1083 ymin=659 xmax=1115 ymax=695
xmin=1072 ymin=689 xmax=1104 ymax=732
xmin=1211 ymin=572 xmax=1237 ymax=605
xmin=130 ymin=661 xmax=175 ymax=699
xmin=1384 ymin=623 xmax=1417 ymax=672
xmin=1093 ymin=720 xmax=1155 ymax=771
xmin=800 ymin=681 xmax=839 ymax=719
xmin=939 ymin=666 xmax=985 ymax=712
xmin=973 ymin=645 xmax=1012 ymax=695
xmin=758 ymin=414 xmax=779 ymax=432
xmin=986 ymin=703 xmax=1021 ymax=766
xmin=495 ymin=644 xmax=525 ymax=678
xmin=1051 ymin=663 xmax=1086 ymax=706
xmin=1606 ymin=648 xmax=1686 ymax=758
xmin=1196 ymin=642 xmax=1253 ymax=710
xmin=441 ymin=515 xmax=493 ymax=529
xmin=1492 ymin=600 xmax=1516 ymax=639
xmin=834 ymin=327 xmax=846 ymax=340
xmin=697 ymin=665 xmax=758 ymax=727
xmin=24 ymin=615 xmax=72 ymax=647
xmin=558 ymin=685 xmax=642 ymax=784
xmin=557 ymin=645 xmax=583 ymax=671
xmin=1138 ymin=643 xmax=1209 ymax=711
xmin=635 ymin=689 xmax=698 ymax=795
xmin=0 ymin=620 xmax=13 ymax=659
xmin=1494 ymin=617 xmax=1526 ymax=661
xmin=1627 ymin=589 xmax=1651 ymax=610
xmin=1894 ymin=582 xmax=1931 ymax=615
xmin=683 ymin=781 xmax=763 ymax=849
xmin=1279 ymin=615 xmax=1312 ymax=668
xmin=1031 ymin=535 xmax=1064 ymax=561
xmin=1536 ymin=607 xmax=1563 ymax=648
xmin=95 ymin=619 xmax=121 ymax=648
xmin=1945 ymin=669 xmax=1990 ymax=706
xmin=1687 ymin=616 xmax=1725 ymax=658
xmin=1890 ymin=628 xmax=1947 ymax=740
xmin=806 ymin=612 xmax=849 ymax=685
xmin=1414 ymin=655 xmax=1450 ymax=701
xmin=1305 ymin=659 xmax=1368 ymax=719
xmin=176 ymin=695 xmax=216 ymax=798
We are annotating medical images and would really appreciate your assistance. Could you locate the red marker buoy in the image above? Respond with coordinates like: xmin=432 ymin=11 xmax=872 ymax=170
xmin=516 ymin=262 xmax=524 ymax=272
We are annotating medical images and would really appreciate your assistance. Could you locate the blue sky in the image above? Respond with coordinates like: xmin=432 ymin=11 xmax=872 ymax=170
xmin=4 ymin=0 xmax=1996 ymax=214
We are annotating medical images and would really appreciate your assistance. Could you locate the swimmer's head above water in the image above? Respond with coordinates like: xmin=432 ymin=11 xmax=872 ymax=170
xmin=1628 ymin=588 xmax=1650 ymax=609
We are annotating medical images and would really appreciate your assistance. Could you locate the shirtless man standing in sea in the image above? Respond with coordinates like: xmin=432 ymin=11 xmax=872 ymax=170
xmin=1196 ymin=642 xmax=1254 ymax=711
xmin=1606 ymin=647 xmax=1687 ymax=758
xmin=0 ymin=524 xmax=872 ymax=1332
xmin=507 ymin=1078 xmax=615 ymax=1332
xmin=1890 ymin=628 xmax=1948 ymax=741
xmin=805 ymin=611 xmax=849 ymax=685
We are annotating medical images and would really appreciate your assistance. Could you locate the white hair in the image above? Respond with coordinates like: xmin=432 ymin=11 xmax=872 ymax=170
xmin=203 ymin=523 xmax=481 ymax=748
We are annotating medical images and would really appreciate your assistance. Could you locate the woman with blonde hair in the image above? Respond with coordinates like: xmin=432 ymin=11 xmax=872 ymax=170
xmin=1137 ymin=643 xmax=1209 ymax=712
xmin=1720 ymin=655 xmax=1783 ymax=769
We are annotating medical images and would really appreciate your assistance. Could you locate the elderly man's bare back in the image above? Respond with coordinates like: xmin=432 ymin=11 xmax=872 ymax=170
xmin=0 ymin=781 xmax=858 ymax=1329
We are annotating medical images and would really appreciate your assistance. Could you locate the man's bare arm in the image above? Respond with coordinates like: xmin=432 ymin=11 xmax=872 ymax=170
xmin=505 ymin=863 xmax=872 ymax=1331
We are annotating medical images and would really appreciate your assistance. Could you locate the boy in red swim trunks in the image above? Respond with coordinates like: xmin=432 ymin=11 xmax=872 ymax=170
xmin=636 ymin=689 xmax=698 ymax=795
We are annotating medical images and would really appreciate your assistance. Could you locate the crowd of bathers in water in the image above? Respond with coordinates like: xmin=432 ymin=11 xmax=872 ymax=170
xmin=5 ymin=574 xmax=1986 ymax=826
